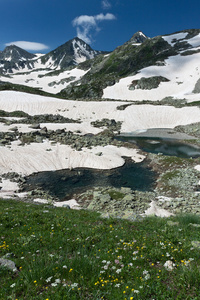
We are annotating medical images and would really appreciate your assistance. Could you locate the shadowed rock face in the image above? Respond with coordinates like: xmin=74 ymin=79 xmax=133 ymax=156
xmin=129 ymin=76 xmax=170 ymax=90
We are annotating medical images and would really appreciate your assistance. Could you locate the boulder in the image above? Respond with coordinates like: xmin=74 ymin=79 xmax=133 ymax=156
xmin=0 ymin=258 xmax=17 ymax=272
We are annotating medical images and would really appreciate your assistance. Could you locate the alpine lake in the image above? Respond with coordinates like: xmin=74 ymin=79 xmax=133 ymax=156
xmin=23 ymin=129 xmax=200 ymax=201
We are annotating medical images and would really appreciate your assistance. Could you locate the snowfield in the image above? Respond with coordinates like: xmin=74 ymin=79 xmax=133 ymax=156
xmin=0 ymin=140 xmax=145 ymax=175
xmin=1 ymin=91 xmax=200 ymax=132
xmin=0 ymin=91 xmax=200 ymax=175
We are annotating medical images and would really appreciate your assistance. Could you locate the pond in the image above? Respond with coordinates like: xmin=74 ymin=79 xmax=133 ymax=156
xmin=116 ymin=131 xmax=200 ymax=159
xmin=23 ymin=129 xmax=200 ymax=200
xmin=23 ymin=158 xmax=157 ymax=200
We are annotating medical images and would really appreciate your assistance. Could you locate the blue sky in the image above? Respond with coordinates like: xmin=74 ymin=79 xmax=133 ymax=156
xmin=1 ymin=0 xmax=200 ymax=53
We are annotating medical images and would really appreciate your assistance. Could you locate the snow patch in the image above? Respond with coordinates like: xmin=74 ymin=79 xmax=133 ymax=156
xmin=144 ymin=201 xmax=174 ymax=217
xmin=162 ymin=32 xmax=188 ymax=46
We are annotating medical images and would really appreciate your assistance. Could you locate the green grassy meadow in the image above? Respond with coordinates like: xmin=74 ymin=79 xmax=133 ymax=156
xmin=0 ymin=199 xmax=200 ymax=300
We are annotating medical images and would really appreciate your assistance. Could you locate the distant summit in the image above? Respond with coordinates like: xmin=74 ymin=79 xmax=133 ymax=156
xmin=0 ymin=45 xmax=36 ymax=62
xmin=40 ymin=37 xmax=107 ymax=69
xmin=127 ymin=31 xmax=148 ymax=44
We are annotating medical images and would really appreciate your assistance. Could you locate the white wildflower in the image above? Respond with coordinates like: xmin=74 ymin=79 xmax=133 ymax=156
xmin=51 ymin=282 xmax=57 ymax=287
xmin=116 ymin=268 xmax=122 ymax=274
xmin=71 ymin=283 xmax=78 ymax=288
xmin=164 ymin=260 xmax=175 ymax=271
xmin=46 ymin=276 xmax=53 ymax=282
xmin=189 ymin=258 xmax=194 ymax=261
xmin=144 ymin=274 xmax=150 ymax=280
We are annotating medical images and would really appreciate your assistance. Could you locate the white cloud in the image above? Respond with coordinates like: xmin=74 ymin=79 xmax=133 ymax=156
xmin=102 ymin=0 xmax=111 ymax=9
xmin=72 ymin=13 xmax=116 ymax=44
xmin=95 ymin=13 xmax=115 ymax=21
xmin=5 ymin=41 xmax=49 ymax=51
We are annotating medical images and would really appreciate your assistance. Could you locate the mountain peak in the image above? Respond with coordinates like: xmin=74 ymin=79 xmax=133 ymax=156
xmin=128 ymin=31 xmax=148 ymax=44
xmin=1 ymin=45 xmax=36 ymax=62
xmin=40 ymin=37 xmax=104 ymax=69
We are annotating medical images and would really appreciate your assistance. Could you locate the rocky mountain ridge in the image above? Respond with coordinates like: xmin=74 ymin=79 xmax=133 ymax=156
xmin=1 ymin=29 xmax=200 ymax=101
xmin=0 ymin=37 xmax=106 ymax=74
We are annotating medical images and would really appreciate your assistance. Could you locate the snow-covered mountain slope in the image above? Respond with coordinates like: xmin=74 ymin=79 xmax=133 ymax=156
xmin=103 ymin=30 xmax=200 ymax=102
xmin=0 ymin=68 xmax=88 ymax=94
xmin=59 ymin=29 xmax=200 ymax=101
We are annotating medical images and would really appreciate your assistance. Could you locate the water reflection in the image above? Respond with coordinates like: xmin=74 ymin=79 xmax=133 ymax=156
xmin=117 ymin=136 xmax=200 ymax=158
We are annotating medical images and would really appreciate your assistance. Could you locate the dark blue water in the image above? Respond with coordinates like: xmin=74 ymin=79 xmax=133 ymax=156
xmin=23 ymin=159 xmax=157 ymax=200
xmin=23 ymin=136 xmax=200 ymax=200
xmin=117 ymin=136 xmax=200 ymax=158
